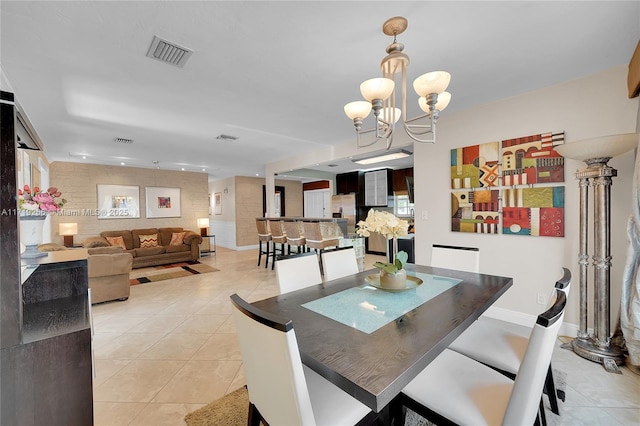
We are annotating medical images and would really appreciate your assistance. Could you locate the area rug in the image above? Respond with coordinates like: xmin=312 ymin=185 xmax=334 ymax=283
xmin=185 ymin=386 xmax=248 ymax=426
xmin=184 ymin=386 xmax=434 ymax=426
xmin=129 ymin=260 xmax=219 ymax=285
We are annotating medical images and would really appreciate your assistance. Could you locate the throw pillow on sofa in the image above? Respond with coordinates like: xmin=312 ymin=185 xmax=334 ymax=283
xmin=106 ymin=236 xmax=127 ymax=250
xmin=169 ymin=232 xmax=186 ymax=246
xmin=83 ymin=236 xmax=110 ymax=248
xmin=139 ymin=233 xmax=159 ymax=248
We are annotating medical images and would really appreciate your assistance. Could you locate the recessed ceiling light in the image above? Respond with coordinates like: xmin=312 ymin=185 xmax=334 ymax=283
xmin=120 ymin=162 xmax=125 ymax=166
xmin=202 ymin=168 xmax=206 ymax=172
xmin=181 ymin=168 xmax=185 ymax=171
xmin=82 ymin=155 xmax=86 ymax=160
xmin=255 ymin=173 xmax=259 ymax=176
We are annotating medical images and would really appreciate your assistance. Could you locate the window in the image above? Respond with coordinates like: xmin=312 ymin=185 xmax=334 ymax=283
xmin=395 ymin=194 xmax=414 ymax=217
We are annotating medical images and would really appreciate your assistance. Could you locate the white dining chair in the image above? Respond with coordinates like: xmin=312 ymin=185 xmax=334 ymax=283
xmin=274 ymin=252 xmax=323 ymax=294
xmin=393 ymin=287 xmax=567 ymax=426
xmin=430 ymin=244 xmax=480 ymax=272
xmin=230 ymin=293 xmax=378 ymax=426
xmin=321 ymin=247 xmax=359 ymax=281
xmin=447 ymin=267 xmax=572 ymax=417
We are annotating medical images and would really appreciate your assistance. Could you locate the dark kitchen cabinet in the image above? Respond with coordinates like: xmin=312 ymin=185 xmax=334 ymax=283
xmin=392 ymin=167 xmax=414 ymax=192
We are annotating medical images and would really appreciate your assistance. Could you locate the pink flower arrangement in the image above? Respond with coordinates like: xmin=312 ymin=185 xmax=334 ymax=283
xmin=18 ymin=185 xmax=66 ymax=213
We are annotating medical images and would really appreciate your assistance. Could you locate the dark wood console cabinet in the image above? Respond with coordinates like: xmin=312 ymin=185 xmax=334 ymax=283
xmin=0 ymin=91 xmax=93 ymax=425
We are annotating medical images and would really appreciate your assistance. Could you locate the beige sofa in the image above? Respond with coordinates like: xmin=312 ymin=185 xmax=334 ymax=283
xmin=87 ymin=246 xmax=133 ymax=304
xmin=82 ymin=227 xmax=202 ymax=269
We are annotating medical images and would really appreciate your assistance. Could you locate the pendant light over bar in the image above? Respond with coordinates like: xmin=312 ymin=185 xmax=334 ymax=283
xmin=344 ymin=16 xmax=452 ymax=150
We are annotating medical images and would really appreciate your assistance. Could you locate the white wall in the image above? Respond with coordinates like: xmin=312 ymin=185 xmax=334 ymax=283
xmin=413 ymin=65 xmax=638 ymax=329
xmin=208 ymin=177 xmax=236 ymax=249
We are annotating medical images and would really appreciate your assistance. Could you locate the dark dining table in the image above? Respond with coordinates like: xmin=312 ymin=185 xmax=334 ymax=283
xmin=251 ymin=263 xmax=513 ymax=413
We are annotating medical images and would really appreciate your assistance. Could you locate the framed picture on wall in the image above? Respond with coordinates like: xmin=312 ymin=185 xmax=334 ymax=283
xmin=97 ymin=184 xmax=140 ymax=219
xmin=214 ymin=192 xmax=222 ymax=215
xmin=146 ymin=186 xmax=181 ymax=218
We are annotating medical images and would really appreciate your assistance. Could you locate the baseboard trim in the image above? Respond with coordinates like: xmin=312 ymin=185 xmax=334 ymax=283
xmin=484 ymin=306 xmax=580 ymax=338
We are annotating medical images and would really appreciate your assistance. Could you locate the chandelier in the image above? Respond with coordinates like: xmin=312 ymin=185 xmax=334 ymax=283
xmin=344 ymin=16 xmax=452 ymax=150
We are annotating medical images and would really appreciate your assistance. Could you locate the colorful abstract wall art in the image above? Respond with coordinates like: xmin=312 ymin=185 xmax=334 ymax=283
xmin=450 ymin=141 xmax=500 ymax=189
xmin=451 ymin=189 xmax=500 ymax=234
xmin=502 ymin=187 xmax=564 ymax=237
xmin=501 ymin=132 xmax=565 ymax=185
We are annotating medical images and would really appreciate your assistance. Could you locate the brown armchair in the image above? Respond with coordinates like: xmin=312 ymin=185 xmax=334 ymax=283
xmin=87 ymin=246 xmax=133 ymax=304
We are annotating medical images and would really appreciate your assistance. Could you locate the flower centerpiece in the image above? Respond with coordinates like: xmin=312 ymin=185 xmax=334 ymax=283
xmin=18 ymin=185 xmax=66 ymax=258
xmin=18 ymin=185 xmax=66 ymax=215
xmin=356 ymin=210 xmax=409 ymax=289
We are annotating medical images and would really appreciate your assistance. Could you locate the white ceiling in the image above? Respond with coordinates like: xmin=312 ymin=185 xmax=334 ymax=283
xmin=1 ymin=1 xmax=638 ymax=180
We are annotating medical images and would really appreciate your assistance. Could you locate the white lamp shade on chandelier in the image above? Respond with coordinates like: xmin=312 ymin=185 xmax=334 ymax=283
xmin=412 ymin=71 xmax=451 ymax=97
xmin=344 ymin=16 xmax=452 ymax=150
xmin=360 ymin=78 xmax=395 ymax=102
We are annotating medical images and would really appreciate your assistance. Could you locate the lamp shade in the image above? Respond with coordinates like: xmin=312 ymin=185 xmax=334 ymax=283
xmin=413 ymin=71 xmax=451 ymax=97
xmin=197 ymin=218 xmax=210 ymax=228
xmin=378 ymin=107 xmax=402 ymax=125
xmin=554 ymin=133 xmax=638 ymax=161
xmin=59 ymin=223 xmax=78 ymax=236
xmin=344 ymin=101 xmax=372 ymax=120
xmin=360 ymin=77 xmax=395 ymax=101
xmin=419 ymin=91 xmax=451 ymax=113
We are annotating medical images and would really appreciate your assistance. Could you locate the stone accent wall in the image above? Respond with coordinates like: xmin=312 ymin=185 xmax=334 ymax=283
xmin=234 ymin=176 xmax=302 ymax=247
xmin=49 ymin=162 xmax=208 ymax=245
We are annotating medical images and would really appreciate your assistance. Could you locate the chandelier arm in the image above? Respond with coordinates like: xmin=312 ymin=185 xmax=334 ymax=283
xmin=403 ymin=123 xmax=436 ymax=144
xmin=404 ymin=112 xmax=432 ymax=124
xmin=356 ymin=122 xmax=394 ymax=148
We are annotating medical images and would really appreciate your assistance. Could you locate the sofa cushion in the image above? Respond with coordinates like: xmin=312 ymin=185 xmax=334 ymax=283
xmin=101 ymin=230 xmax=134 ymax=250
xmin=38 ymin=243 xmax=68 ymax=252
xmin=88 ymin=246 xmax=124 ymax=255
xmin=106 ymin=236 xmax=127 ymax=250
xmin=169 ymin=232 xmax=186 ymax=246
xmin=158 ymin=227 xmax=184 ymax=246
xmin=165 ymin=244 xmax=190 ymax=253
xmin=83 ymin=236 xmax=110 ymax=248
xmin=139 ymin=233 xmax=159 ymax=248
xmin=131 ymin=229 xmax=160 ymax=249
xmin=134 ymin=246 xmax=166 ymax=257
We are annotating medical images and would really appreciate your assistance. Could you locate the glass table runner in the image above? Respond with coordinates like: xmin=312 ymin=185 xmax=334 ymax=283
xmin=302 ymin=272 xmax=462 ymax=334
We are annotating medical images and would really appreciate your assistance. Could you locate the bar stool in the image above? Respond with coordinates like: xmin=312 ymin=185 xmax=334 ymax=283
xmin=255 ymin=218 xmax=272 ymax=268
xmin=283 ymin=220 xmax=306 ymax=254
xmin=267 ymin=219 xmax=288 ymax=270
xmin=302 ymin=221 xmax=341 ymax=272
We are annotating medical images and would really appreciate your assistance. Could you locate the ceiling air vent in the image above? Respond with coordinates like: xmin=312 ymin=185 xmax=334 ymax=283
xmin=146 ymin=35 xmax=193 ymax=68
xmin=216 ymin=134 xmax=238 ymax=141
xmin=327 ymin=164 xmax=339 ymax=167
xmin=113 ymin=137 xmax=134 ymax=144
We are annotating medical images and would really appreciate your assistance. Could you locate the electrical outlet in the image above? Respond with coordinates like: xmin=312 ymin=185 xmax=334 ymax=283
xmin=537 ymin=292 xmax=548 ymax=306
xmin=421 ymin=210 xmax=429 ymax=220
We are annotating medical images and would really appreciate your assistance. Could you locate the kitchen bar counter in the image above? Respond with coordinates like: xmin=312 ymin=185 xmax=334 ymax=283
xmin=259 ymin=217 xmax=349 ymax=237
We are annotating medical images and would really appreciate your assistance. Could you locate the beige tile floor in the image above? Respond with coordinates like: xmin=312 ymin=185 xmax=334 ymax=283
xmin=92 ymin=247 xmax=640 ymax=425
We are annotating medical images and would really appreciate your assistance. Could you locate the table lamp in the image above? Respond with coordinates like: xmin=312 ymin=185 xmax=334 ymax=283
xmin=197 ymin=218 xmax=210 ymax=237
xmin=59 ymin=222 xmax=78 ymax=247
